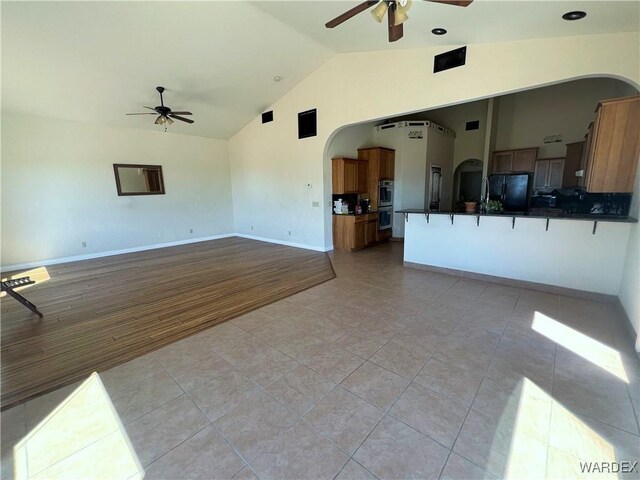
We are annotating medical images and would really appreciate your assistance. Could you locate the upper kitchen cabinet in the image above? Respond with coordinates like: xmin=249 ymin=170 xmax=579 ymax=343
xmin=563 ymin=141 xmax=584 ymax=188
xmin=379 ymin=149 xmax=395 ymax=180
xmin=332 ymin=157 xmax=359 ymax=194
xmin=582 ymin=95 xmax=640 ymax=193
xmin=491 ymin=148 xmax=538 ymax=174
xmin=357 ymin=159 xmax=369 ymax=194
xmin=358 ymin=147 xmax=395 ymax=180
xmin=533 ymin=158 xmax=564 ymax=190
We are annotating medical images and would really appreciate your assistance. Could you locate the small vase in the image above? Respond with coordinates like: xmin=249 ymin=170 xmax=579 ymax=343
xmin=465 ymin=202 xmax=477 ymax=213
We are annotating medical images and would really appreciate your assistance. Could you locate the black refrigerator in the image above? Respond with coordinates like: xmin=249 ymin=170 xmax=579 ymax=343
xmin=489 ymin=174 xmax=531 ymax=212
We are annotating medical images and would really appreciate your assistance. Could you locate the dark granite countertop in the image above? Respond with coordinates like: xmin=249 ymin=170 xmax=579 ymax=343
xmin=395 ymin=209 xmax=638 ymax=223
xmin=333 ymin=211 xmax=379 ymax=216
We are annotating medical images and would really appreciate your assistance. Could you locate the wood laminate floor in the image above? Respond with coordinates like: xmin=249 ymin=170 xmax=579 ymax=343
xmin=0 ymin=237 xmax=335 ymax=409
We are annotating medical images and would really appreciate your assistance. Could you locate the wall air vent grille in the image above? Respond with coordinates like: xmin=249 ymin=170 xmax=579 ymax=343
xmin=261 ymin=111 xmax=274 ymax=123
xmin=466 ymin=120 xmax=479 ymax=131
xmin=434 ymin=46 xmax=467 ymax=73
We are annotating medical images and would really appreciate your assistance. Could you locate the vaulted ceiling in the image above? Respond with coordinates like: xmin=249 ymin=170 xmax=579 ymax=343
xmin=2 ymin=1 xmax=638 ymax=139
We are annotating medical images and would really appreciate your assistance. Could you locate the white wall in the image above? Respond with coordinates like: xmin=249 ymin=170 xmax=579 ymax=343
xmin=494 ymin=78 xmax=638 ymax=159
xmin=326 ymin=123 xmax=376 ymax=159
xmin=227 ymin=32 xmax=640 ymax=251
xmin=619 ymin=165 xmax=640 ymax=351
xmin=404 ymin=213 xmax=631 ymax=296
xmin=1 ymin=112 xmax=233 ymax=268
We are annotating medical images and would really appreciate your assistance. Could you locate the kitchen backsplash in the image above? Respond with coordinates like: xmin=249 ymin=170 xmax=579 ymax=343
xmin=554 ymin=190 xmax=632 ymax=216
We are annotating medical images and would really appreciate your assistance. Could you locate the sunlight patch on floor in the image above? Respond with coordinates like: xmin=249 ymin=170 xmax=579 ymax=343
xmin=1 ymin=267 xmax=50 ymax=298
xmin=504 ymin=378 xmax=618 ymax=479
xmin=13 ymin=373 xmax=143 ymax=480
xmin=532 ymin=311 xmax=629 ymax=383
xmin=504 ymin=378 xmax=551 ymax=479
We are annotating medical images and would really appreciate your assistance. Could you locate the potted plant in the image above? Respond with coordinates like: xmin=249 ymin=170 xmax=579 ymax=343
xmin=464 ymin=197 xmax=478 ymax=213
xmin=481 ymin=199 xmax=504 ymax=214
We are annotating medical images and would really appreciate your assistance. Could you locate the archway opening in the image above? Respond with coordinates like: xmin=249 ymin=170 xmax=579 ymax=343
xmin=453 ymin=159 xmax=484 ymax=211
xmin=324 ymin=76 xmax=638 ymax=247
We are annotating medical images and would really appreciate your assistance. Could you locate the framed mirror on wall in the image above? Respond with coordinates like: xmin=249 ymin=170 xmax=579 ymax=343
xmin=113 ymin=164 xmax=165 ymax=196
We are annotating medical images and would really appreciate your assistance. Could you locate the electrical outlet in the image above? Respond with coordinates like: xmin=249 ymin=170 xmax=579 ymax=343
xmin=189 ymin=228 xmax=193 ymax=233
xmin=81 ymin=241 xmax=87 ymax=248
xmin=251 ymin=226 xmax=254 ymax=231
xmin=288 ymin=230 xmax=292 ymax=236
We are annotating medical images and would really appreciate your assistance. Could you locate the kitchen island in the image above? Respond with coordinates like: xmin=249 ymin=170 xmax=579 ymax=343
xmin=396 ymin=209 xmax=637 ymax=298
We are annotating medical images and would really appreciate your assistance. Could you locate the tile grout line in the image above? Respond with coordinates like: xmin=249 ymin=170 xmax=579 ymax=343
xmin=544 ymin=342 xmax=558 ymax=478
xmin=438 ymin=287 xmax=522 ymax=478
xmin=138 ymin=358 xmax=222 ymax=475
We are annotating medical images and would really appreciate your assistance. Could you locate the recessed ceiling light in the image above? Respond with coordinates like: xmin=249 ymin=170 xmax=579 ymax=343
xmin=273 ymin=75 xmax=282 ymax=82
xmin=431 ymin=28 xmax=447 ymax=35
xmin=562 ymin=11 xmax=587 ymax=21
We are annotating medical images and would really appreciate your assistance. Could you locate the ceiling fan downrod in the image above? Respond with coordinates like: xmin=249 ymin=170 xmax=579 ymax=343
xmin=156 ymin=86 xmax=165 ymax=107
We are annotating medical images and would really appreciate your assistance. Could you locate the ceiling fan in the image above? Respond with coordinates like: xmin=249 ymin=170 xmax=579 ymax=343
xmin=325 ymin=0 xmax=473 ymax=42
xmin=126 ymin=86 xmax=194 ymax=130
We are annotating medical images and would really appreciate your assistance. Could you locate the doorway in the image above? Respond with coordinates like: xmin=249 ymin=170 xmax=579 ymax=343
xmin=453 ymin=159 xmax=484 ymax=208
xmin=428 ymin=165 xmax=443 ymax=211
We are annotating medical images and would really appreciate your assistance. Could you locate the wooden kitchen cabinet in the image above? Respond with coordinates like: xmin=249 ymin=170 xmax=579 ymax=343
xmin=379 ymin=149 xmax=395 ymax=180
xmin=332 ymin=157 xmax=358 ymax=194
xmin=365 ymin=216 xmax=378 ymax=245
xmin=357 ymin=159 xmax=369 ymax=194
xmin=533 ymin=158 xmax=565 ymax=190
xmin=357 ymin=147 xmax=396 ymax=209
xmin=491 ymin=148 xmax=538 ymax=174
xmin=333 ymin=157 xmax=369 ymax=194
xmin=578 ymin=123 xmax=594 ymax=189
xmin=333 ymin=213 xmax=379 ymax=251
xmin=563 ymin=141 xmax=584 ymax=188
xmin=354 ymin=219 xmax=366 ymax=250
xmin=583 ymin=95 xmax=640 ymax=193
xmin=492 ymin=152 xmax=513 ymax=174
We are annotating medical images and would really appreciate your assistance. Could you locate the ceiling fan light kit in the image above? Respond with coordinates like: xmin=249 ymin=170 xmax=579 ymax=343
xmin=371 ymin=1 xmax=388 ymax=22
xmin=326 ymin=0 xmax=472 ymax=42
xmin=126 ymin=86 xmax=194 ymax=131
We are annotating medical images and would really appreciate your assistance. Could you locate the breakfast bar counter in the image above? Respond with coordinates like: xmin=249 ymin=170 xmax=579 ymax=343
xmin=396 ymin=209 xmax=635 ymax=297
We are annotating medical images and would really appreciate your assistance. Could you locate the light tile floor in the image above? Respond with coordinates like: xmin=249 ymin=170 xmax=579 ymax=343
xmin=2 ymin=242 xmax=639 ymax=479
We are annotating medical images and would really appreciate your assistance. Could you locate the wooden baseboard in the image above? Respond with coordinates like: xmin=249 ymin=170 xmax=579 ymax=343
xmin=403 ymin=261 xmax=618 ymax=304
xmin=390 ymin=237 xmax=404 ymax=242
